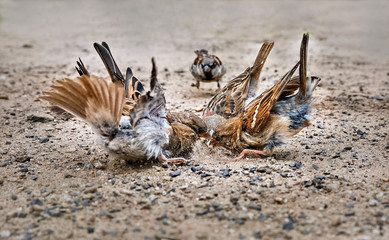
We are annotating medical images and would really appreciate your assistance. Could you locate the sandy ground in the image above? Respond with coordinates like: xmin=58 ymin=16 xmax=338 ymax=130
xmin=1 ymin=0 xmax=389 ymax=239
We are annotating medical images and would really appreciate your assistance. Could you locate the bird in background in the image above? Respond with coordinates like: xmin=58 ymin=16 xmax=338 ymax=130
xmin=202 ymin=33 xmax=321 ymax=159
xmin=42 ymin=43 xmax=206 ymax=163
xmin=190 ymin=49 xmax=226 ymax=89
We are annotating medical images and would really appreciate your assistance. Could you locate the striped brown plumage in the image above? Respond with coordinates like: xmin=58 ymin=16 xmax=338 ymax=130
xmin=42 ymin=42 xmax=207 ymax=163
xmin=203 ymin=33 xmax=321 ymax=159
xmin=203 ymin=41 xmax=274 ymax=119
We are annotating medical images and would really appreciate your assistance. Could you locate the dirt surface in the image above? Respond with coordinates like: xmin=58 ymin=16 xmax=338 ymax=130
xmin=1 ymin=0 xmax=389 ymax=239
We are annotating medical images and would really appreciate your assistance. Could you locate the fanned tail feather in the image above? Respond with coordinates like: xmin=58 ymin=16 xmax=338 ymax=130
xmin=250 ymin=41 xmax=274 ymax=81
xmin=299 ymin=33 xmax=308 ymax=99
xmin=150 ymin=57 xmax=157 ymax=92
xmin=298 ymin=33 xmax=321 ymax=100
xmin=130 ymin=58 xmax=166 ymax=127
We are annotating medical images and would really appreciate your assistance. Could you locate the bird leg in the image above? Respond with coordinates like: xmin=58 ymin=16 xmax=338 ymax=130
xmin=190 ymin=81 xmax=200 ymax=89
xmin=236 ymin=149 xmax=265 ymax=160
xmin=159 ymin=154 xmax=188 ymax=163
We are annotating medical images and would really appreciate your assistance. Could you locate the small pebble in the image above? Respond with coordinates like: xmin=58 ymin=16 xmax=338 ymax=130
xmin=149 ymin=194 xmax=158 ymax=203
xmin=27 ymin=114 xmax=52 ymax=123
xmin=253 ymin=231 xmax=262 ymax=239
xmin=369 ymin=199 xmax=379 ymax=207
xmin=345 ymin=212 xmax=355 ymax=217
xmin=201 ymin=172 xmax=213 ymax=178
xmin=356 ymin=129 xmax=364 ymax=135
xmin=238 ymin=233 xmax=246 ymax=240
xmin=31 ymin=198 xmax=43 ymax=206
xmin=48 ymin=209 xmax=61 ymax=217
xmin=274 ymin=197 xmax=284 ymax=204
xmin=0 ymin=230 xmax=11 ymax=238
xmin=312 ymin=164 xmax=319 ymax=170
xmin=196 ymin=208 xmax=210 ymax=216
xmin=289 ymin=162 xmax=302 ymax=169
xmin=345 ymin=203 xmax=354 ymax=208
xmin=156 ymin=213 xmax=168 ymax=221
xmin=220 ymin=169 xmax=231 ymax=177
xmin=87 ymin=227 xmax=94 ymax=233
xmin=11 ymin=195 xmax=17 ymax=200
xmin=331 ymin=216 xmax=341 ymax=226
xmin=169 ymin=170 xmax=181 ymax=178
xmin=83 ymin=186 xmax=98 ymax=194
xmin=174 ymin=68 xmax=185 ymax=74
xmin=39 ymin=137 xmax=49 ymax=143
xmin=248 ymin=205 xmax=262 ymax=211
xmin=314 ymin=175 xmax=325 ymax=180
xmin=282 ymin=221 xmax=294 ymax=230
xmin=385 ymin=142 xmax=389 ymax=149
xmin=18 ymin=167 xmax=29 ymax=173
xmin=190 ymin=166 xmax=200 ymax=172
xmin=280 ymin=172 xmax=288 ymax=178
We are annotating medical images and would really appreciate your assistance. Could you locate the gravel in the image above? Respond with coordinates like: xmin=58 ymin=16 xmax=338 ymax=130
xmin=1 ymin=2 xmax=388 ymax=239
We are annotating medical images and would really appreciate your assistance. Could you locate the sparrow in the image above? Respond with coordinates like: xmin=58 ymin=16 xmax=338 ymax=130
xmin=203 ymin=33 xmax=321 ymax=159
xmin=93 ymin=42 xmax=207 ymax=158
xmin=42 ymin=43 xmax=206 ymax=163
xmin=190 ymin=49 xmax=227 ymax=89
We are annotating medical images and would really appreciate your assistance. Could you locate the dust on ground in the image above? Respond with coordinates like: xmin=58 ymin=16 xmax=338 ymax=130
xmin=1 ymin=0 xmax=389 ymax=239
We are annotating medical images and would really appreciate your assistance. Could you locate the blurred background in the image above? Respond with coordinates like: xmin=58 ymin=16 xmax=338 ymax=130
xmin=0 ymin=0 xmax=388 ymax=72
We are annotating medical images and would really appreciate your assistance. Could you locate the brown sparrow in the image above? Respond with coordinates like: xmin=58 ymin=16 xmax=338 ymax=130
xmin=203 ymin=33 xmax=321 ymax=159
xmin=42 ymin=43 xmax=205 ymax=163
xmin=93 ymin=42 xmax=207 ymax=158
xmin=190 ymin=49 xmax=226 ymax=89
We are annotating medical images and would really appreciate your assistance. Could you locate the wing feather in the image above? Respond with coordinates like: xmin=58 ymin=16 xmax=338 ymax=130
xmin=41 ymin=75 xmax=125 ymax=138
xmin=243 ymin=61 xmax=300 ymax=133
xmin=203 ymin=41 xmax=274 ymax=118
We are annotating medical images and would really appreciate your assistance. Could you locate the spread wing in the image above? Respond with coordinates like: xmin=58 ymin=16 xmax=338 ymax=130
xmin=94 ymin=42 xmax=125 ymax=85
xmin=41 ymin=74 xmax=125 ymax=139
xmin=242 ymin=62 xmax=300 ymax=133
xmin=203 ymin=41 xmax=274 ymax=118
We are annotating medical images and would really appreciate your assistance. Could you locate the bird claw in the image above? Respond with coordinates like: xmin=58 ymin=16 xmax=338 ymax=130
xmin=159 ymin=154 xmax=189 ymax=164
xmin=235 ymin=149 xmax=265 ymax=160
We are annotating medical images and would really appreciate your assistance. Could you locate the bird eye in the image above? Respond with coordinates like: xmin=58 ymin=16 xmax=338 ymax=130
xmin=215 ymin=136 xmax=221 ymax=141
